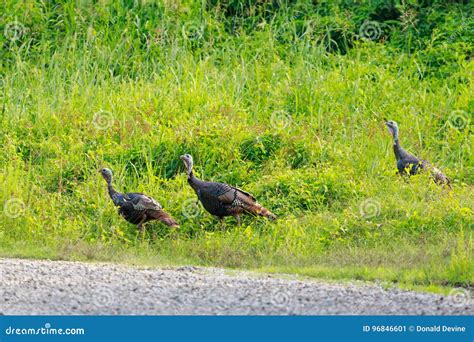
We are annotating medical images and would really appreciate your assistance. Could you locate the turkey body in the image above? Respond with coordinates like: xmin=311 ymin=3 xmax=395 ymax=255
xmin=100 ymin=168 xmax=179 ymax=230
xmin=115 ymin=192 xmax=178 ymax=228
xmin=393 ymin=143 xmax=427 ymax=175
xmin=386 ymin=121 xmax=451 ymax=187
xmin=180 ymin=154 xmax=276 ymax=224
xmin=188 ymin=177 xmax=266 ymax=219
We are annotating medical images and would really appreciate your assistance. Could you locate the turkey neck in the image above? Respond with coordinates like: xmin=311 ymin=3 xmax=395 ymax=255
xmin=392 ymin=134 xmax=402 ymax=160
xmin=107 ymin=182 xmax=121 ymax=205
xmin=187 ymin=171 xmax=205 ymax=191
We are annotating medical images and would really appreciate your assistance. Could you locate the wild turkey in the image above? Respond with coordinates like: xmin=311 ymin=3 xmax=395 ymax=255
xmin=385 ymin=120 xmax=451 ymax=187
xmin=99 ymin=168 xmax=179 ymax=231
xmin=180 ymin=154 xmax=276 ymax=225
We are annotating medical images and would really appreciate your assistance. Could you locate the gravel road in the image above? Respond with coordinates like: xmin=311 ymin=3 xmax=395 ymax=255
xmin=0 ymin=258 xmax=472 ymax=315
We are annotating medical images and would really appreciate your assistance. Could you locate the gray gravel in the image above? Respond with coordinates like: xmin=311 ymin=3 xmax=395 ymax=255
xmin=0 ymin=258 xmax=472 ymax=315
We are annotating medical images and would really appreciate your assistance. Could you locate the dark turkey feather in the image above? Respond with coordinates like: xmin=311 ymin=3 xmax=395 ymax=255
xmin=393 ymin=143 xmax=427 ymax=175
xmin=126 ymin=193 xmax=163 ymax=211
xmin=100 ymin=168 xmax=179 ymax=230
xmin=180 ymin=154 xmax=276 ymax=225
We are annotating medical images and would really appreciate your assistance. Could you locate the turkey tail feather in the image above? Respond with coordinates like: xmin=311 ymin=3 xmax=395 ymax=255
xmin=430 ymin=166 xmax=452 ymax=189
xmin=248 ymin=203 xmax=276 ymax=220
xmin=162 ymin=217 xmax=179 ymax=227
xmin=155 ymin=210 xmax=179 ymax=227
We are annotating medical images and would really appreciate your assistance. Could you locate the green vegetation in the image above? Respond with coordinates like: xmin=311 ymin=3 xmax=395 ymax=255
xmin=0 ymin=0 xmax=472 ymax=288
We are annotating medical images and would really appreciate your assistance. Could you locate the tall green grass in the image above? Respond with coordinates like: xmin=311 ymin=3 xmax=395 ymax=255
xmin=0 ymin=0 xmax=472 ymax=287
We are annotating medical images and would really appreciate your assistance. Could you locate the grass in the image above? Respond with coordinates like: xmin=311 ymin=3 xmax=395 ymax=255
xmin=0 ymin=0 xmax=473 ymax=290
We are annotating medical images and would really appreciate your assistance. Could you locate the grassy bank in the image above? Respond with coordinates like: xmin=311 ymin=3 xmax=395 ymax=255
xmin=0 ymin=0 xmax=472 ymax=288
